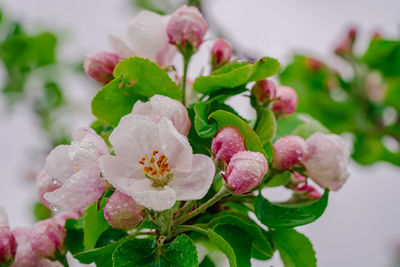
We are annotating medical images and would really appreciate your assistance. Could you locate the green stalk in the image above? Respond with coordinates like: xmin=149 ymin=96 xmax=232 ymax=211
xmin=181 ymin=53 xmax=191 ymax=106
xmin=173 ymin=185 xmax=230 ymax=226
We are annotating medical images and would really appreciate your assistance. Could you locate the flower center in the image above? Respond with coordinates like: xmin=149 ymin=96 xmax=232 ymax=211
xmin=139 ymin=150 xmax=173 ymax=188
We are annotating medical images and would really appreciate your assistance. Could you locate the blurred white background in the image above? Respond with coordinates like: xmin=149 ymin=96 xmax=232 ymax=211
xmin=0 ymin=0 xmax=400 ymax=266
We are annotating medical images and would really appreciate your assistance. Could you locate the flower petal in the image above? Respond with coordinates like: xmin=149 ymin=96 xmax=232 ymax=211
xmin=44 ymin=165 xmax=104 ymax=211
xmin=45 ymin=145 xmax=75 ymax=184
xmin=99 ymin=154 xmax=144 ymax=197
xmin=109 ymin=114 xmax=161 ymax=163
xmin=69 ymin=127 xmax=109 ymax=170
xmin=158 ymin=117 xmax=193 ymax=172
xmin=130 ymin=179 xmax=176 ymax=211
xmin=108 ymin=34 xmax=134 ymax=58
xmin=171 ymin=154 xmax=215 ymax=200
xmin=126 ymin=11 xmax=170 ymax=62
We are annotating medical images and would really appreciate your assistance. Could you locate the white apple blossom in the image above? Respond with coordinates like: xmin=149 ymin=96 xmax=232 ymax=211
xmin=99 ymin=114 xmax=215 ymax=211
xmin=303 ymin=132 xmax=350 ymax=191
xmin=109 ymin=10 xmax=176 ymax=67
xmin=131 ymin=94 xmax=191 ymax=136
xmin=43 ymin=127 xmax=109 ymax=211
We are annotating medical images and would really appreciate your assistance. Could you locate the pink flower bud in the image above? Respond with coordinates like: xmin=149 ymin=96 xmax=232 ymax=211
xmin=306 ymin=57 xmax=324 ymax=71
xmin=303 ymin=132 xmax=350 ymax=191
xmin=32 ymin=218 xmax=65 ymax=257
xmin=0 ymin=225 xmax=17 ymax=265
xmin=272 ymin=135 xmax=307 ymax=170
xmin=226 ymin=151 xmax=268 ymax=194
xmin=84 ymin=51 xmax=120 ymax=85
xmin=334 ymin=27 xmax=357 ymax=56
xmin=211 ymin=38 xmax=233 ymax=67
xmin=104 ymin=190 xmax=144 ymax=230
xmin=211 ymin=127 xmax=246 ymax=164
xmin=251 ymin=79 xmax=277 ymax=104
xmin=36 ymin=170 xmax=61 ymax=209
xmin=271 ymin=86 xmax=298 ymax=115
xmin=295 ymin=184 xmax=322 ymax=200
xmin=167 ymin=5 xmax=208 ymax=49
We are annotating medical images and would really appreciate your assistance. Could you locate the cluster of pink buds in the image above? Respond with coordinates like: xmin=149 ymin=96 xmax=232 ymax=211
xmin=271 ymin=132 xmax=350 ymax=192
xmin=291 ymin=173 xmax=322 ymax=200
xmin=212 ymin=127 xmax=268 ymax=194
xmin=0 ymin=208 xmax=80 ymax=267
xmin=251 ymin=81 xmax=298 ymax=116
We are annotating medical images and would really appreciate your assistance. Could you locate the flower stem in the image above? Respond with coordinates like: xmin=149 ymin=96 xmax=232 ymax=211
xmin=173 ymin=185 xmax=230 ymax=226
xmin=181 ymin=52 xmax=192 ymax=106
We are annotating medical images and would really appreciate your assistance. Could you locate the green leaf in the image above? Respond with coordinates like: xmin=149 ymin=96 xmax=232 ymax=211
xmin=208 ymin=230 xmax=237 ymax=267
xmin=112 ymin=235 xmax=198 ymax=267
xmin=91 ymin=79 xmax=144 ymax=127
xmin=114 ymin=57 xmax=181 ymax=100
xmin=275 ymin=113 xmax=329 ymax=141
xmin=255 ymin=189 xmax=329 ymax=229
xmin=83 ymin=191 xmax=113 ymax=250
xmin=291 ymin=116 xmax=329 ymax=139
xmin=213 ymin=225 xmax=252 ymax=267
xmin=210 ymin=110 xmax=267 ymax=157
xmin=255 ymin=108 xmax=276 ymax=145
xmin=112 ymin=238 xmax=155 ymax=267
xmin=65 ymin=218 xmax=85 ymax=254
xmin=199 ymin=256 xmax=216 ymax=267
xmin=270 ymin=229 xmax=316 ymax=267
xmin=362 ymin=39 xmax=400 ymax=77
xmin=74 ymin=232 xmax=128 ymax=267
xmin=32 ymin=201 xmax=51 ymax=221
xmin=91 ymin=57 xmax=181 ymax=126
xmin=209 ymin=215 xmax=274 ymax=259
xmin=193 ymin=57 xmax=280 ymax=95
xmin=265 ymin=171 xmax=291 ymax=187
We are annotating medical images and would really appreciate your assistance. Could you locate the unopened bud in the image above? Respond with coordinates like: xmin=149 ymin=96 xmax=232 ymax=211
xmin=271 ymin=86 xmax=298 ymax=115
xmin=226 ymin=151 xmax=268 ymax=194
xmin=32 ymin=218 xmax=66 ymax=257
xmin=303 ymin=132 xmax=350 ymax=191
xmin=104 ymin=190 xmax=144 ymax=230
xmin=84 ymin=51 xmax=120 ymax=85
xmin=167 ymin=5 xmax=208 ymax=50
xmin=252 ymin=79 xmax=277 ymax=104
xmin=0 ymin=208 xmax=16 ymax=265
xmin=334 ymin=27 xmax=357 ymax=56
xmin=211 ymin=127 xmax=246 ymax=164
xmin=211 ymin=38 xmax=232 ymax=68
xmin=272 ymin=135 xmax=307 ymax=170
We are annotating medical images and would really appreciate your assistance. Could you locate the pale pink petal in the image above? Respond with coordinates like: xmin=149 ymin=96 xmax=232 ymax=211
xmin=99 ymin=155 xmax=144 ymax=197
xmin=156 ymin=43 xmax=177 ymax=67
xmin=45 ymin=145 xmax=75 ymax=184
xmin=109 ymin=114 xmax=161 ymax=163
xmin=37 ymin=259 xmax=63 ymax=267
xmin=69 ymin=127 xmax=109 ymax=170
xmin=12 ymin=228 xmax=38 ymax=267
xmin=129 ymin=179 xmax=177 ymax=211
xmin=36 ymin=170 xmax=61 ymax=209
xmin=44 ymin=165 xmax=104 ymax=211
xmin=126 ymin=11 xmax=170 ymax=62
xmin=171 ymin=154 xmax=215 ymax=200
xmin=131 ymin=95 xmax=191 ymax=136
xmin=158 ymin=118 xmax=193 ymax=172
xmin=108 ymin=34 xmax=134 ymax=58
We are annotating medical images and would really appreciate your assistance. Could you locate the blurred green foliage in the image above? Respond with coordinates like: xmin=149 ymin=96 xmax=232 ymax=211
xmin=280 ymin=34 xmax=400 ymax=166
xmin=0 ymin=8 xmax=70 ymax=146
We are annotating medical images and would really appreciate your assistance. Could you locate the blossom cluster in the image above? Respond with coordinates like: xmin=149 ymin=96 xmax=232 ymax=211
xmin=1 ymin=4 xmax=352 ymax=267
